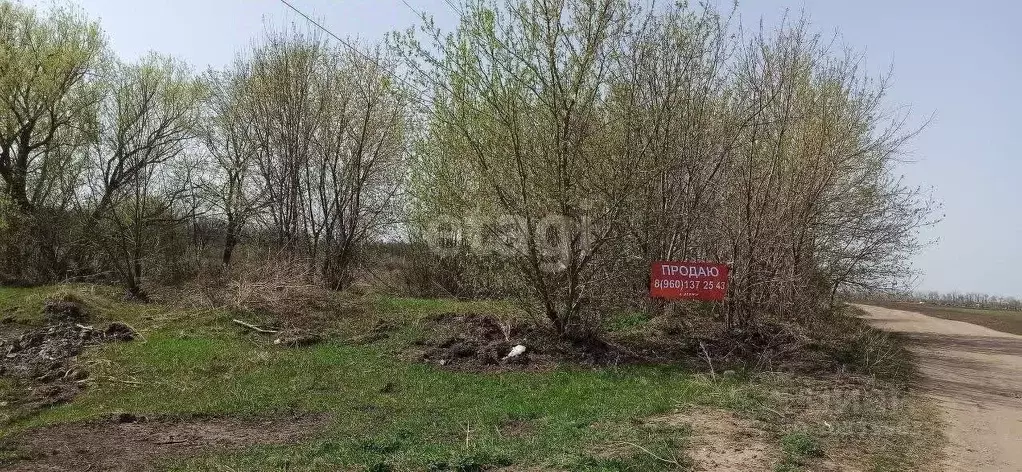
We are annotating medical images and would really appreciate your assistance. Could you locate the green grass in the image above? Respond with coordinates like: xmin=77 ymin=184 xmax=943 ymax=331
xmin=0 ymin=285 xmax=765 ymax=471
xmin=0 ymin=284 xmax=233 ymax=331
xmin=68 ymin=338 xmax=759 ymax=469
xmin=0 ymin=286 xmax=942 ymax=471
xmin=0 ymin=285 xmax=68 ymax=324
xmin=774 ymin=431 xmax=823 ymax=472
xmin=604 ymin=311 xmax=653 ymax=333
xmin=18 ymin=334 xmax=755 ymax=470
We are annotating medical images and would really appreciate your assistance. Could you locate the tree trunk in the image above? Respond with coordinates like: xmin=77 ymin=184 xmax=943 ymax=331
xmin=547 ymin=307 xmax=565 ymax=337
xmin=324 ymin=245 xmax=355 ymax=291
xmin=829 ymin=281 xmax=840 ymax=309
xmin=222 ymin=220 xmax=239 ymax=267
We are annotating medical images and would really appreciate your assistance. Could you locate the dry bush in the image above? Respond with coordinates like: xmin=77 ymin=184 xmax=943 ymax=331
xmin=178 ymin=255 xmax=324 ymax=319
xmin=361 ymin=242 xmax=522 ymax=300
xmin=849 ymin=327 xmax=907 ymax=379
xmin=620 ymin=303 xmax=911 ymax=379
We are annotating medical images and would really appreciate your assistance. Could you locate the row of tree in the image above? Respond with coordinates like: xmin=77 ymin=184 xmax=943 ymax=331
xmin=0 ymin=2 xmax=408 ymax=298
xmin=859 ymin=291 xmax=1022 ymax=311
xmin=0 ymin=0 xmax=936 ymax=335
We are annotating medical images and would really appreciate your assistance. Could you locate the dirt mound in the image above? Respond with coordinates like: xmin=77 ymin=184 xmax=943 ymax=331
xmin=0 ymin=321 xmax=137 ymax=410
xmin=0 ymin=414 xmax=330 ymax=471
xmin=419 ymin=314 xmax=518 ymax=367
xmin=415 ymin=313 xmax=636 ymax=371
xmin=686 ymin=317 xmax=890 ymax=376
xmin=42 ymin=298 xmax=88 ymax=323
xmin=103 ymin=322 xmax=136 ymax=341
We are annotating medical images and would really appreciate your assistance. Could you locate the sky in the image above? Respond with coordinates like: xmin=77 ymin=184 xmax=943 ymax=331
xmin=23 ymin=0 xmax=1022 ymax=297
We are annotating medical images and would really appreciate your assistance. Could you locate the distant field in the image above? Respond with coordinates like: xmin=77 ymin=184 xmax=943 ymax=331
xmin=867 ymin=301 xmax=1022 ymax=336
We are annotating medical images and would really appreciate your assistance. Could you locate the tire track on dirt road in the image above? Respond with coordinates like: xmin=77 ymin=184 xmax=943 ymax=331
xmin=855 ymin=304 xmax=1022 ymax=472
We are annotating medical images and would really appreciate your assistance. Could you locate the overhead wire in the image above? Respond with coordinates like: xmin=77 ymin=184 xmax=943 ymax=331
xmin=277 ymin=0 xmax=433 ymax=111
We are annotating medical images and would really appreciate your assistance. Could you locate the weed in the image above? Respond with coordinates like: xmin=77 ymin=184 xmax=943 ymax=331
xmin=774 ymin=430 xmax=823 ymax=471
xmin=781 ymin=431 xmax=822 ymax=458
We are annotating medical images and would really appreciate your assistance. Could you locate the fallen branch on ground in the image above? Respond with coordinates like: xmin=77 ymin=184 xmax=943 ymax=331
xmin=232 ymin=319 xmax=279 ymax=334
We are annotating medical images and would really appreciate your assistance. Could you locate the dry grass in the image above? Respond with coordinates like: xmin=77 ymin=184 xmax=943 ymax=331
xmin=758 ymin=372 xmax=945 ymax=471
xmin=159 ymin=256 xmax=332 ymax=321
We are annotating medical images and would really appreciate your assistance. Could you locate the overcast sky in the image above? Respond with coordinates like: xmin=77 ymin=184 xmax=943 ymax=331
xmin=24 ymin=0 xmax=1022 ymax=297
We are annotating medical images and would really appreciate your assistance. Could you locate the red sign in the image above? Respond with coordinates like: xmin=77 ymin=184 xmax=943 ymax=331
xmin=649 ymin=261 xmax=729 ymax=301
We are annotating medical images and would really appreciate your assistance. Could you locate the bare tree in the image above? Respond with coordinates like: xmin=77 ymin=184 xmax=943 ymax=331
xmin=246 ymin=28 xmax=327 ymax=254
xmin=200 ymin=61 xmax=263 ymax=267
xmin=87 ymin=54 xmax=202 ymax=298
xmin=243 ymin=28 xmax=409 ymax=288
xmin=313 ymin=49 xmax=408 ymax=289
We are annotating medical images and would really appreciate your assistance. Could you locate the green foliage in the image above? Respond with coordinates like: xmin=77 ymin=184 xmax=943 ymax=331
xmin=0 ymin=1 xmax=108 ymax=282
xmin=394 ymin=0 xmax=936 ymax=334
xmin=0 ymin=1 xmax=106 ymax=148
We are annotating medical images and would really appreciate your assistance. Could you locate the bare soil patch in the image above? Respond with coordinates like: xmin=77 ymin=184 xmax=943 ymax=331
xmin=0 ymin=414 xmax=330 ymax=471
xmin=652 ymin=408 xmax=777 ymax=471
xmin=0 ymin=312 xmax=137 ymax=411
xmin=867 ymin=301 xmax=1022 ymax=336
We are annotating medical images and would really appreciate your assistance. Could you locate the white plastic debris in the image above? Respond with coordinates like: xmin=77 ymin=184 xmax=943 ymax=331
xmin=503 ymin=344 xmax=527 ymax=360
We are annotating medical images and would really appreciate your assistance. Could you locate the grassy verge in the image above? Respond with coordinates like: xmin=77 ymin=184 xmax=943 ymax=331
xmin=0 ymin=285 xmax=942 ymax=471
xmin=40 ymin=338 xmax=759 ymax=470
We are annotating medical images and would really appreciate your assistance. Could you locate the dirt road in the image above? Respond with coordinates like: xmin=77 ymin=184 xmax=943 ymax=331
xmin=855 ymin=304 xmax=1022 ymax=472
